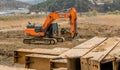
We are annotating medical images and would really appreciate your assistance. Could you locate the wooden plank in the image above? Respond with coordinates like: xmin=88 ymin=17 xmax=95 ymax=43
xmin=51 ymin=59 xmax=67 ymax=67
xmin=14 ymin=51 xmax=33 ymax=64
xmin=82 ymin=37 xmax=120 ymax=62
xmin=74 ymin=37 xmax=107 ymax=49
xmin=14 ymin=48 xmax=69 ymax=64
xmin=112 ymin=60 xmax=118 ymax=70
xmin=81 ymin=37 xmax=120 ymax=70
xmin=26 ymin=54 xmax=58 ymax=59
xmin=60 ymin=49 xmax=89 ymax=58
xmin=67 ymin=59 xmax=77 ymax=70
xmin=81 ymin=58 xmax=89 ymax=70
xmin=102 ymin=40 xmax=120 ymax=63
xmin=16 ymin=48 xmax=69 ymax=56
xmin=60 ymin=37 xmax=106 ymax=58
xmin=25 ymin=54 xmax=67 ymax=70
xmin=51 ymin=59 xmax=67 ymax=68
xmin=51 ymin=59 xmax=67 ymax=63
xmin=53 ymin=68 xmax=67 ymax=70
xmin=25 ymin=54 xmax=58 ymax=70
xmin=101 ymin=39 xmax=120 ymax=70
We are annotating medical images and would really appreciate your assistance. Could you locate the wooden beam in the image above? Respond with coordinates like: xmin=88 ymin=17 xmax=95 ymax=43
xmin=60 ymin=37 xmax=107 ymax=58
xmin=14 ymin=48 xmax=69 ymax=64
xmin=81 ymin=37 xmax=120 ymax=70
xmin=25 ymin=54 xmax=58 ymax=70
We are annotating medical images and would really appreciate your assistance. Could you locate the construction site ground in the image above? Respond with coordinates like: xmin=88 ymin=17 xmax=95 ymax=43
xmin=0 ymin=14 xmax=120 ymax=68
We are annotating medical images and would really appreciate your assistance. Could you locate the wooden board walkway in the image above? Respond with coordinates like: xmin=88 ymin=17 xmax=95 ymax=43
xmin=59 ymin=37 xmax=107 ymax=70
xmin=81 ymin=37 xmax=120 ymax=70
xmin=60 ymin=37 xmax=107 ymax=58
xmin=14 ymin=48 xmax=69 ymax=64
xmin=102 ymin=39 xmax=120 ymax=63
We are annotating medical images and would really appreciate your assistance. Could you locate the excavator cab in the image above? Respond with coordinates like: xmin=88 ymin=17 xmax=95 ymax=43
xmin=26 ymin=22 xmax=59 ymax=37
xmin=45 ymin=23 xmax=59 ymax=37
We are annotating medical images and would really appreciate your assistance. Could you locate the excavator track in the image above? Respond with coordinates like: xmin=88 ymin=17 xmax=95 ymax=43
xmin=23 ymin=38 xmax=58 ymax=45
xmin=45 ymin=38 xmax=57 ymax=45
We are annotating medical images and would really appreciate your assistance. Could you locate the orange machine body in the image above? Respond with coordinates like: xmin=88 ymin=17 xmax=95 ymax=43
xmin=25 ymin=7 xmax=77 ymax=38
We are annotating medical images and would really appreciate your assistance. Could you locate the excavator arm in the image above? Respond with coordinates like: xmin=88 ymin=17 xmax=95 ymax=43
xmin=69 ymin=8 xmax=77 ymax=38
xmin=42 ymin=7 xmax=77 ymax=38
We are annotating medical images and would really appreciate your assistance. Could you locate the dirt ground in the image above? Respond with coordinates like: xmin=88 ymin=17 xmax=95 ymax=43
xmin=0 ymin=14 xmax=120 ymax=67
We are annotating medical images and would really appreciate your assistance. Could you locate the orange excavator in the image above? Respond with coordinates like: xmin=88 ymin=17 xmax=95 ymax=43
xmin=23 ymin=7 xmax=77 ymax=45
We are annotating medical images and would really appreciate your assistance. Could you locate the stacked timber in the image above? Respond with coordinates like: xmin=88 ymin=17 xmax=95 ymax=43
xmin=14 ymin=48 xmax=69 ymax=64
xmin=81 ymin=37 xmax=120 ymax=70
xmin=14 ymin=48 xmax=69 ymax=70
xmin=14 ymin=37 xmax=120 ymax=70
xmin=59 ymin=36 xmax=107 ymax=70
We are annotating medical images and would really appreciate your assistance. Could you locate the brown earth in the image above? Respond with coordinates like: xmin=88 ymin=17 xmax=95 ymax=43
xmin=0 ymin=14 xmax=120 ymax=67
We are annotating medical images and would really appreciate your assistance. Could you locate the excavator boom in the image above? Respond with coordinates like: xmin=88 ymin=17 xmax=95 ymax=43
xmin=42 ymin=7 xmax=77 ymax=38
